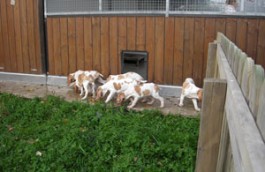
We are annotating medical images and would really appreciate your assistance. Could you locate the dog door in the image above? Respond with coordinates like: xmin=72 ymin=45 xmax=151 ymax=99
xmin=121 ymin=50 xmax=148 ymax=80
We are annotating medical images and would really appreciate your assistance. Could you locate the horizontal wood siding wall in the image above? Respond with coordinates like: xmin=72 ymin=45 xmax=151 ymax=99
xmin=46 ymin=16 xmax=265 ymax=86
xmin=0 ymin=0 xmax=43 ymax=74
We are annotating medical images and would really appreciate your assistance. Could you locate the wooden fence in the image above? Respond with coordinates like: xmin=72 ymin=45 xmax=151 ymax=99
xmin=196 ymin=33 xmax=265 ymax=172
xmin=46 ymin=16 xmax=265 ymax=86
xmin=0 ymin=0 xmax=44 ymax=74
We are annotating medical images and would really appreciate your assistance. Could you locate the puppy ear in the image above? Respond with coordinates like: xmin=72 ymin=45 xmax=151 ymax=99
xmin=197 ymin=89 xmax=203 ymax=101
xmin=67 ymin=75 xmax=72 ymax=86
xmin=96 ymin=87 xmax=102 ymax=100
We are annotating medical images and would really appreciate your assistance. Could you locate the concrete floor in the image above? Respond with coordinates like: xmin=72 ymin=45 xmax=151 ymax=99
xmin=0 ymin=80 xmax=200 ymax=116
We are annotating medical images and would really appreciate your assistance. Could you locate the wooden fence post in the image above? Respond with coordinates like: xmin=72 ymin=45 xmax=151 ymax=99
xmin=195 ymin=78 xmax=227 ymax=172
xmin=205 ymin=43 xmax=218 ymax=78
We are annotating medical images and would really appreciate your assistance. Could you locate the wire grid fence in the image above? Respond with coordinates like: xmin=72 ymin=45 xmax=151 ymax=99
xmin=45 ymin=0 xmax=265 ymax=16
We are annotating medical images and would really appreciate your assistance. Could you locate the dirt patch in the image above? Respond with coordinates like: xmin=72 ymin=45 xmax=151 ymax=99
xmin=0 ymin=80 xmax=200 ymax=116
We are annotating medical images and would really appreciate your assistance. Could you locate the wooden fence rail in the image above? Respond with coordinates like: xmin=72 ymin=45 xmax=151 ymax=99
xmin=196 ymin=33 xmax=265 ymax=172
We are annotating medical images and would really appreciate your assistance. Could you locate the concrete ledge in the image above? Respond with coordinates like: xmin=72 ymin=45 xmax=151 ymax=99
xmin=0 ymin=72 xmax=182 ymax=97
xmin=0 ymin=72 xmax=46 ymax=84
xmin=159 ymin=85 xmax=181 ymax=97
xmin=47 ymin=75 xmax=67 ymax=86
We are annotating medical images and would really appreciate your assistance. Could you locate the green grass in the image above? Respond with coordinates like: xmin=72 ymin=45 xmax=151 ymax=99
xmin=0 ymin=93 xmax=199 ymax=172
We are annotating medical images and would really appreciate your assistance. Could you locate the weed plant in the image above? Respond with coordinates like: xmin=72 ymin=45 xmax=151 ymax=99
xmin=0 ymin=93 xmax=199 ymax=172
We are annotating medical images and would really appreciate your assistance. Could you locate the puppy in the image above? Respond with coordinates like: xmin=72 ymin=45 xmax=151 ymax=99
xmin=96 ymin=78 xmax=140 ymax=103
xmin=76 ymin=70 xmax=104 ymax=100
xmin=116 ymin=83 xmax=164 ymax=109
xmin=179 ymin=78 xmax=203 ymax=111
xmin=67 ymin=70 xmax=84 ymax=93
xmin=106 ymin=72 xmax=144 ymax=83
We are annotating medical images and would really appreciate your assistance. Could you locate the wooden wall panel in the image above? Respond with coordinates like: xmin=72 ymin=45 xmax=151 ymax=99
xmin=60 ymin=18 xmax=69 ymax=76
xmin=68 ymin=18 xmax=77 ymax=74
xmin=183 ymin=18 xmax=194 ymax=80
xmin=100 ymin=17 xmax=110 ymax=76
xmin=109 ymin=17 xmax=118 ymax=75
xmin=194 ymin=18 xmax=205 ymax=86
xmin=164 ymin=17 xmax=174 ymax=84
xmin=136 ymin=17 xmax=146 ymax=50
xmin=256 ymin=20 xmax=265 ymax=67
xmin=84 ymin=18 xmax=93 ymax=70
xmin=45 ymin=16 xmax=265 ymax=86
xmin=145 ymin=17 xmax=155 ymax=82
xmin=52 ymin=18 xmax=62 ymax=75
xmin=173 ymin=17 xmax=184 ymax=85
xmin=0 ymin=0 xmax=43 ymax=74
xmin=154 ymin=17 xmax=165 ymax=83
xmin=0 ymin=0 xmax=11 ymax=72
xmin=127 ymin=17 xmax=136 ymax=50
xmin=76 ymin=17 xmax=85 ymax=71
xmin=246 ymin=19 xmax=258 ymax=61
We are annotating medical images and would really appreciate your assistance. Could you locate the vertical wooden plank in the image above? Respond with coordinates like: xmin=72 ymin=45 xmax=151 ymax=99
xmin=68 ymin=17 xmax=77 ymax=73
xmin=246 ymin=19 xmax=258 ymax=62
xmin=193 ymin=18 xmax=205 ymax=86
xmin=109 ymin=17 xmax=118 ymax=75
xmin=154 ymin=17 xmax=164 ymax=84
xmin=196 ymin=79 xmax=227 ymax=172
xmin=215 ymin=18 xmax=226 ymax=35
xmin=136 ymin=17 xmax=145 ymax=51
xmin=100 ymin=17 xmax=110 ymax=76
xmin=164 ymin=17 xmax=174 ymax=84
xmin=241 ymin=57 xmax=255 ymax=102
xmin=257 ymin=80 xmax=265 ymax=140
xmin=256 ymin=20 xmax=265 ymax=68
xmin=249 ymin=65 xmax=264 ymax=118
xmin=236 ymin=19 xmax=247 ymax=52
xmin=173 ymin=17 xmax=184 ymax=85
xmin=52 ymin=18 xmax=62 ymax=75
xmin=13 ymin=0 xmax=23 ymax=72
xmin=145 ymin=17 xmax=155 ymax=82
xmin=26 ymin=0 xmax=37 ymax=73
xmin=205 ymin=43 xmax=218 ymax=78
xmin=127 ymin=17 xmax=136 ymax=50
xmin=0 ymin=0 xmax=11 ymax=72
xmin=76 ymin=17 xmax=85 ymax=70
xmin=20 ymin=0 xmax=30 ymax=73
xmin=0 ymin=1 xmax=4 ymax=70
xmin=225 ymin=18 xmax=237 ymax=43
xmin=47 ymin=18 xmax=54 ymax=75
xmin=204 ymin=18 xmax=216 ymax=81
xmin=118 ymin=17 xmax=127 ymax=73
xmin=92 ymin=17 xmax=101 ymax=71
xmin=60 ymin=18 xmax=69 ymax=75
xmin=6 ymin=0 xmax=17 ymax=72
xmin=183 ymin=18 xmax=194 ymax=80
xmin=33 ymin=0 xmax=42 ymax=73
xmin=84 ymin=17 xmax=93 ymax=70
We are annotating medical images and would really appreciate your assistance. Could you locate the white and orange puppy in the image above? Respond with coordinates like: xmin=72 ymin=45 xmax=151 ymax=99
xmin=179 ymin=78 xmax=203 ymax=111
xmin=116 ymin=83 xmax=164 ymax=109
xmin=67 ymin=70 xmax=85 ymax=93
xmin=96 ymin=78 xmax=140 ymax=103
xmin=106 ymin=72 xmax=144 ymax=83
xmin=76 ymin=70 xmax=105 ymax=100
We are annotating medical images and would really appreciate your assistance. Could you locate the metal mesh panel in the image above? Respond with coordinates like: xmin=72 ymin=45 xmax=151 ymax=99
xmin=102 ymin=0 xmax=166 ymax=11
xmin=46 ymin=0 xmax=99 ymax=14
xmin=45 ymin=0 xmax=265 ymax=16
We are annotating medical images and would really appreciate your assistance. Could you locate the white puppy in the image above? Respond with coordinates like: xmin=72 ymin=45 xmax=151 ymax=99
xmin=75 ymin=70 xmax=104 ymax=100
xmin=96 ymin=78 xmax=141 ymax=103
xmin=179 ymin=78 xmax=203 ymax=111
xmin=106 ymin=72 xmax=144 ymax=83
xmin=67 ymin=70 xmax=84 ymax=93
xmin=116 ymin=83 xmax=164 ymax=109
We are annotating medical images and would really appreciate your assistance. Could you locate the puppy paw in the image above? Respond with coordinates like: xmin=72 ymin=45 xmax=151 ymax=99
xmin=179 ymin=103 xmax=184 ymax=107
xmin=195 ymin=108 xmax=201 ymax=112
